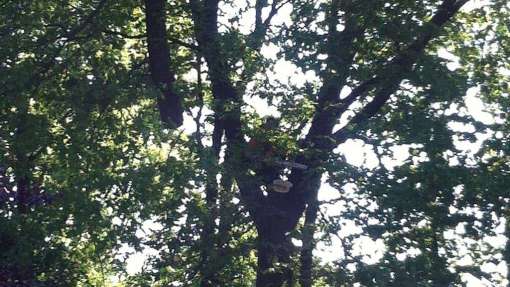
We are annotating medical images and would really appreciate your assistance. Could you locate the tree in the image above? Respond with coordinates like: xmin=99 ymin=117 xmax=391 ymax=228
xmin=1 ymin=0 xmax=509 ymax=286
xmin=186 ymin=0 xmax=483 ymax=286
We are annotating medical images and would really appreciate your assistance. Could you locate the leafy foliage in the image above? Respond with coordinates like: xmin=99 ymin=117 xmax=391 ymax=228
xmin=1 ymin=0 xmax=509 ymax=286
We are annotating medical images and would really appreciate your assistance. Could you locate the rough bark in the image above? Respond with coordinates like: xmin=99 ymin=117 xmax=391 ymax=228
xmin=505 ymin=212 xmax=510 ymax=287
xmin=198 ymin=127 xmax=222 ymax=287
xmin=144 ymin=0 xmax=184 ymax=127
xmin=256 ymin=228 xmax=294 ymax=287
xmin=299 ymin=200 xmax=319 ymax=287
xmin=190 ymin=1 xmax=249 ymax=284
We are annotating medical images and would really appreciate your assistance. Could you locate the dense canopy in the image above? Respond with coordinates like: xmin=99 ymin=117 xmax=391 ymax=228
xmin=1 ymin=0 xmax=509 ymax=286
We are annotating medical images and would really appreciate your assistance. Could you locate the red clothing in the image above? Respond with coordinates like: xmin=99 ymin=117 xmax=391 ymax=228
xmin=248 ymin=138 xmax=275 ymax=159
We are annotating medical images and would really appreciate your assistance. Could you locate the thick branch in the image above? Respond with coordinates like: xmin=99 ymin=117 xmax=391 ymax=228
xmin=332 ymin=0 xmax=469 ymax=142
xmin=237 ymin=0 xmax=289 ymax=92
xmin=190 ymin=0 xmax=266 ymax=224
xmin=302 ymin=0 xmax=365 ymax=145
xmin=144 ymin=0 xmax=184 ymax=127
xmin=251 ymin=0 xmax=287 ymax=49
xmin=299 ymin=197 xmax=319 ymax=287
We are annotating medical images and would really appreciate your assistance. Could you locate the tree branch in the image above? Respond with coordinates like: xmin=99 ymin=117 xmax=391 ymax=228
xmin=190 ymin=0 xmax=266 ymax=222
xmin=302 ymin=0 xmax=365 ymax=146
xmin=331 ymin=0 xmax=469 ymax=143
xmin=236 ymin=0 xmax=289 ymax=92
xmin=251 ymin=0 xmax=288 ymax=48
xmin=144 ymin=0 xmax=184 ymax=127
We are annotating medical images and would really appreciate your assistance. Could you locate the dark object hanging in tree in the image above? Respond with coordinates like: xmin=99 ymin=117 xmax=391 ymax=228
xmin=144 ymin=0 xmax=183 ymax=127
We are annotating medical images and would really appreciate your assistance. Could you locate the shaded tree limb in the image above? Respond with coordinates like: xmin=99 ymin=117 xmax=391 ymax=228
xmin=144 ymin=0 xmax=184 ymax=127
xmin=189 ymin=0 xmax=269 ymax=284
xmin=332 ymin=0 xmax=469 ymax=143
xmin=299 ymin=196 xmax=319 ymax=287
xmin=237 ymin=0 xmax=290 ymax=93
xmin=190 ymin=0 xmax=265 ymax=219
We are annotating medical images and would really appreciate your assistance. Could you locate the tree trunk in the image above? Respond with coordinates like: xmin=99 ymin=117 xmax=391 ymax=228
xmin=198 ymin=180 xmax=220 ymax=287
xmin=505 ymin=213 xmax=510 ymax=287
xmin=16 ymin=176 xmax=30 ymax=214
xmin=256 ymin=225 xmax=294 ymax=287
xmin=198 ymin=127 xmax=223 ymax=286
xmin=144 ymin=0 xmax=183 ymax=127
xmin=300 ymin=201 xmax=319 ymax=287
xmin=430 ymin=217 xmax=451 ymax=287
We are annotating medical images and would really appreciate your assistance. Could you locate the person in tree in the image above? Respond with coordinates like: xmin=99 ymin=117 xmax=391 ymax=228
xmin=246 ymin=117 xmax=298 ymax=193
